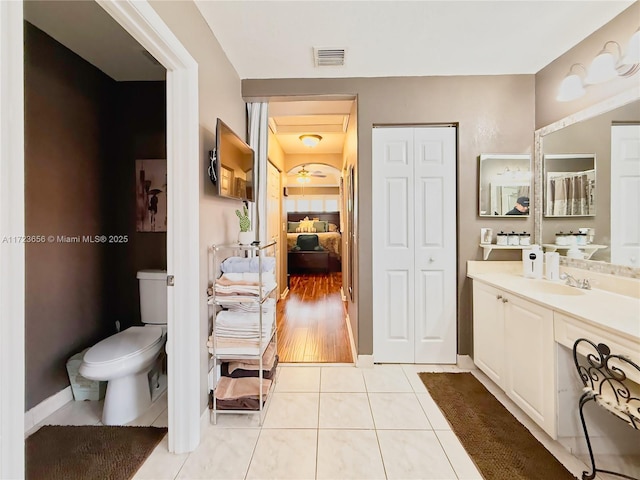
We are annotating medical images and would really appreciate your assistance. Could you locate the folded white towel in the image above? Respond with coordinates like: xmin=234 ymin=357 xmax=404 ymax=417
xmin=221 ymin=256 xmax=276 ymax=274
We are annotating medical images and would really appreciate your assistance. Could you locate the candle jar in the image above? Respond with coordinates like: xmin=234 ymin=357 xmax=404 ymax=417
xmin=508 ymin=231 xmax=520 ymax=246
xmin=555 ymin=232 xmax=568 ymax=246
xmin=519 ymin=232 xmax=531 ymax=246
xmin=575 ymin=233 xmax=587 ymax=246
xmin=496 ymin=231 xmax=508 ymax=246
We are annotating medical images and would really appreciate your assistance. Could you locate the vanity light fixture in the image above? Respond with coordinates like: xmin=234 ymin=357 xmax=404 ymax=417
xmin=585 ymin=41 xmax=625 ymax=84
xmin=557 ymin=64 xmax=587 ymax=102
xmin=299 ymin=134 xmax=322 ymax=147
xmin=622 ymin=28 xmax=640 ymax=65
xmin=557 ymin=30 xmax=640 ymax=102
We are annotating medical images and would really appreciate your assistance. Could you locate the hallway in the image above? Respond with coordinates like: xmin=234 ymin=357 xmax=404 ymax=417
xmin=276 ymin=273 xmax=352 ymax=363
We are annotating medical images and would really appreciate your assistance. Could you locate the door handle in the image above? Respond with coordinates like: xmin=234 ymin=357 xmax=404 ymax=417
xmin=428 ymin=257 xmax=435 ymax=263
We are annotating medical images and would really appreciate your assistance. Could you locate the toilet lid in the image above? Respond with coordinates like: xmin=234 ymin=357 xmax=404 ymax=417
xmin=84 ymin=326 xmax=163 ymax=364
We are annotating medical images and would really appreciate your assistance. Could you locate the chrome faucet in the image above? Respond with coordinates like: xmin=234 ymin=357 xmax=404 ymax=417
xmin=560 ymin=273 xmax=591 ymax=290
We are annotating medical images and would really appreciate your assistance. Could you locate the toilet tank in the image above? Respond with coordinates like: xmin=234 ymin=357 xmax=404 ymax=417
xmin=137 ymin=270 xmax=167 ymax=325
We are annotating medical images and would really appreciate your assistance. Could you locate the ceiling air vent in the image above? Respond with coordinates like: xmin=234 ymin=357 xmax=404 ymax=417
xmin=313 ymin=47 xmax=345 ymax=67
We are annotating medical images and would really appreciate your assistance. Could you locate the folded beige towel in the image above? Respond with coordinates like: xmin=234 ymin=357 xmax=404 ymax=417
xmin=215 ymin=376 xmax=272 ymax=400
xmin=228 ymin=343 xmax=277 ymax=373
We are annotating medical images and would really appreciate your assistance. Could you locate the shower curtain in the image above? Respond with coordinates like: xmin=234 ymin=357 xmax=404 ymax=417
xmin=546 ymin=170 xmax=594 ymax=216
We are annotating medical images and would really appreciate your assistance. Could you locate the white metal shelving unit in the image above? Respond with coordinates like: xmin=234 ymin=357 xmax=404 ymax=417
xmin=207 ymin=241 xmax=278 ymax=425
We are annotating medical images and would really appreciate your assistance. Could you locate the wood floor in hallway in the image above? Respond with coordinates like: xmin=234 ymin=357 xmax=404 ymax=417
xmin=276 ymin=273 xmax=353 ymax=363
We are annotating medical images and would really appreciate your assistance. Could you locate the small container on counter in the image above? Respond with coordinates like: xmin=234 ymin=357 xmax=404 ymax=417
xmin=508 ymin=231 xmax=520 ymax=246
xmin=519 ymin=232 xmax=531 ymax=246
xmin=575 ymin=232 xmax=588 ymax=246
xmin=566 ymin=231 xmax=577 ymax=246
xmin=480 ymin=228 xmax=493 ymax=245
xmin=555 ymin=232 xmax=568 ymax=246
xmin=496 ymin=231 xmax=508 ymax=246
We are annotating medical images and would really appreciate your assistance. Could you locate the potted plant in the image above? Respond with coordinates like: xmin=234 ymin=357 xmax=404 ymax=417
xmin=235 ymin=205 xmax=253 ymax=245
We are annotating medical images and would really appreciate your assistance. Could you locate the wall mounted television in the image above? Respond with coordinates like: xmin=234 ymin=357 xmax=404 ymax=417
xmin=208 ymin=118 xmax=254 ymax=202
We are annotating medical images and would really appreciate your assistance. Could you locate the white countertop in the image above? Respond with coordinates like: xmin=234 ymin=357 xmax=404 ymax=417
xmin=467 ymin=268 xmax=640 ymax=343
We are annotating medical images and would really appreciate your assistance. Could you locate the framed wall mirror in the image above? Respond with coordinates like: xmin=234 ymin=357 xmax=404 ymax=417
xmin=478 ymin=154 xmax=531 ymax=217
xmin=543 ymin=153 xmax=596 ymax=217
xmin=535 ymin=91 xmax=640 ymax=269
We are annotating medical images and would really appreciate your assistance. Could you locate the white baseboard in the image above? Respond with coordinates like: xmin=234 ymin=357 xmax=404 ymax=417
xmin=356 ymin=355 xmax=374 ymax=368
xmin=280 ymin=287 xmax=289 ymax=300
xmin=344 ymin=314 xmax=357 ymax=364
xmin=200 ymin=405 xmax=210 ymax=436
xmin=456 ymin=354 xmax=476 ymax=370
xmin=24 ymin=386 xmax=73 ymax=436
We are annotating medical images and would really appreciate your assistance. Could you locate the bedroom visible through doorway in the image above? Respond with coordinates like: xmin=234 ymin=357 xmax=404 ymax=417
xmin=267 ymin=97 xmax=357 ymax=363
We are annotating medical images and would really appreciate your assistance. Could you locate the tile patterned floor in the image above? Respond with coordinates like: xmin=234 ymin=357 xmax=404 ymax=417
xmin=29 ymin=364 xmax=640 ymax=480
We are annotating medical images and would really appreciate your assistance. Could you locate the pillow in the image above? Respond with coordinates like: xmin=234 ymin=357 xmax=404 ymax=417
xmin=287 ymin=222 xmax=300 ymax=233
xmin=296 ymin=234 xmax=322 ymax=251
xmin=328 ymin=223 xmax=339 ymax=233
xmin=313 ymin=221 xmax=328 ymax=233
xmin=299 ymin=219 xmax=315 ymax=231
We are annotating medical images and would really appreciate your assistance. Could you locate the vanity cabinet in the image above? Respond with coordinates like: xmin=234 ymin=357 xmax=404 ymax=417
xmin=472 ymin=281 xmax=557 ymax=438
xmin=503 ymin=294 xmax=556 ymax=438
xmin=472 ymin=282 xmax=506 ymax=388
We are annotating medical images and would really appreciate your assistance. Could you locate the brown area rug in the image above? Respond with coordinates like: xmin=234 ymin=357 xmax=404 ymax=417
xmin=419 ymin=372 xmax=577 ymax=480
xmin=26 ymin=425 xmax=167 ymax=480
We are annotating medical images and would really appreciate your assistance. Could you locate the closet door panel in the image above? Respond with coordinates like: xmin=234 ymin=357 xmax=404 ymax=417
xmin=414 ymin=127 xmax=457 ymax=364
xmin=385 ymin=270 xmax=410 ymax=341
xmin=386 ymin=178 xmax=410 ymax=248
xmin=373 ymin=128 xmax=415 ymax=363
xmin=418 ymin=177 xmax=444 ymax=247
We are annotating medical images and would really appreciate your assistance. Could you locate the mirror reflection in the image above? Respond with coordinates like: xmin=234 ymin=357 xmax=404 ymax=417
xmin=539 ymin=99 xmax=640 ymax=265
xmin=543 ymin=154 xmax=596 ymax=217
xmin=478 ymin=154 xmax=531 ymax=216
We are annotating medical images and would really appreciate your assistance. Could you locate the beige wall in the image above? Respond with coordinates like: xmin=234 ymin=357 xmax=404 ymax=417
xmin=535 ymin=3 xmax=639 ymax=130
xmin=243 ymin=75 xmax=535 ymax=356
xmin=151 ymin=0 xmax=246 ymax=412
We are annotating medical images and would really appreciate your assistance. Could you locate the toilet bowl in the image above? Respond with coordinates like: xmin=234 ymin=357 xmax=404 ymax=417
xmin=79 ymin=269 xmax=168 ymax=425
xmin=79 ymin=326 xmax=165 ymax=425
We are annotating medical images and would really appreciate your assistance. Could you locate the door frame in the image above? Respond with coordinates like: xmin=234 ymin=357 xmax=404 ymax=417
xmin=1 ymin=1 xmax=200 ymax=475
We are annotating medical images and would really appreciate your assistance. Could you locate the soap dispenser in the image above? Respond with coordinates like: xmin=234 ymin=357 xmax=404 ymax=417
xmin=545 ymin=252 xmax=560 ymax=281
xmin=522 ymin=245 xmax=543 ymax=279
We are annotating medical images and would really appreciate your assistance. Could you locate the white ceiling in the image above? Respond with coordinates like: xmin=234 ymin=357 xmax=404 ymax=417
xmin=195 ymin=0 xmax=635 ymax=79
xmin=269 ymin=99 xmax=353 ymax=154
xmin=24 ymin=0 xmax=165 ymax=81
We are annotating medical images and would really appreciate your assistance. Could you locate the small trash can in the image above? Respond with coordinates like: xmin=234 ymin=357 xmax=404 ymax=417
xmin=66 ymin=348 xmax=106 ymax=401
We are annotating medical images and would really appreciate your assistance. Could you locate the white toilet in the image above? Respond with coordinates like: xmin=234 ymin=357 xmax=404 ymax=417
xmin=79 ymin=269 xmax=167 ymax=425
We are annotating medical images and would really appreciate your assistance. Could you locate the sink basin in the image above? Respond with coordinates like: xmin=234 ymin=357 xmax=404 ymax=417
xmin=533 ymin=282 xmax=586 ymax=296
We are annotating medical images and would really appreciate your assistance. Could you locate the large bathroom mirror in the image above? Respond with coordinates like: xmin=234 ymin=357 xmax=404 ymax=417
xmin=535 ymin=92 xmax=640 ymax=269
xmin=478 ymin=154 xmax=531 ymax=216
xmin=543 ymin=153 xmax=596 ymax=217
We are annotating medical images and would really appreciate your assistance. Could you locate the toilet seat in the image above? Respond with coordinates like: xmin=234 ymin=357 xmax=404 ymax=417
xmin=83 ymin=326 xmax=163 ymax=365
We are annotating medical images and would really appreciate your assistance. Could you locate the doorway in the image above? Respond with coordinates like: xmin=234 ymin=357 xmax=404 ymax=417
xmin=267 ymin=97 xmax=357 ymax=363
xmin=1 ymin=2 xmax=200 ymax=476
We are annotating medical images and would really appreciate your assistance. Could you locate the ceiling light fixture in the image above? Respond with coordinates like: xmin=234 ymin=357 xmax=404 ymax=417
xmin=557 ymin=32 xmax=640 ymax=102
xmin=296 ymin=165 xmax=312 ymax=184
xmin=299 ymin=134 xmax=322 ymax=147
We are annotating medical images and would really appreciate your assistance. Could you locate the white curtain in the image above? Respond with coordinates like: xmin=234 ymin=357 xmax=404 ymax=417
xmin=247 ymin=102 xmax=269 ymax=243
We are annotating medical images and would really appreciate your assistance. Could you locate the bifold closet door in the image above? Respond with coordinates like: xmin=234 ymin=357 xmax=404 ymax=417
xmin=372 ymin=126 xmax=457 ymax=363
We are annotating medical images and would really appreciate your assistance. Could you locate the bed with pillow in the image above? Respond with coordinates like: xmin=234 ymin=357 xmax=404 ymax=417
xmin=286 ymin=212 xmax=341 ymax=273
